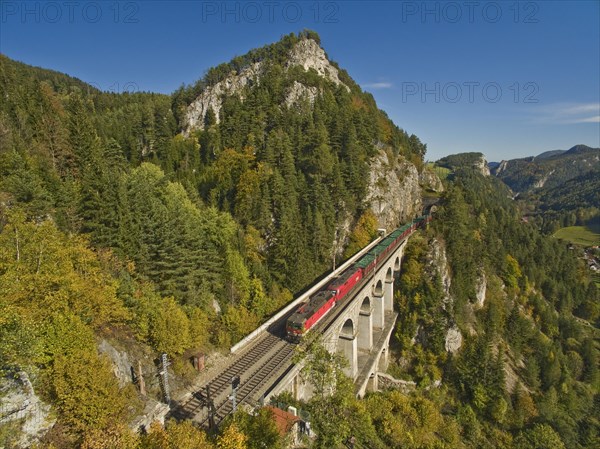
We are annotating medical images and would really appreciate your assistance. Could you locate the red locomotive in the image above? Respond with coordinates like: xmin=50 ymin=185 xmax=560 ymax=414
xmin=286 ymin=290 xmax=337 ymax=342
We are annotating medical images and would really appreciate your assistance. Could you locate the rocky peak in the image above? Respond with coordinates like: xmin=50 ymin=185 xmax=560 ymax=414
xmin=183 ymin=38 xmax=348 ymax=134
xmin=494 ymin=159 xmax=509 ymax=175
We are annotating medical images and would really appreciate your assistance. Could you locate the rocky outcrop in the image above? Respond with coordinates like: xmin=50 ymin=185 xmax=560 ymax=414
xmin=184 ymin=62 xmax=262 ymax=134
xmin=419 ymin=166 xmax=444 ymax=192
xmin=98 ymin=339 xmax=134 ymax=387
xmin=445 ymin=325 xmax=463 ymax=353
xmin=494 ymin=159 xmax=508 ymax=175
xmin=475 ymin=273 xmax=487 ymax=308
xmin=428 ymin=238 xmax=452 ymax=306
xmin=212 ymin=297 xmax=222 ymax=314
xmin=333 ymin=210 xmax=354 ymax=260
xmin=366 ymin=150 xmax=422 ymax=231
xmin=284 ymin=80 xmax=320 ymax=109
xmin=533 ymin=169 xmax=555 ymax=189
xmin=286 ymin=39 xmax=348 ymax=90
xmin=0 ymin=372 xmax=55 ymax=448
xmin=377 ymin=372 xmax=416 ymax=393
xmin=378 ymin=373 xmax=441 ymax=392
xmin=474 ymin=154 xmax=490 ymax=176
xmin=428 ymin=238 xmax=463 ymax=352
xmin=130 ymin=400 xmax=170 ymax=431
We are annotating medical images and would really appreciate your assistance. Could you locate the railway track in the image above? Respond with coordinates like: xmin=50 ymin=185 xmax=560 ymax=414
xmin=205 ymin=342 xmax=295 ymax=425
xmin=169 ymin=293 xmax=355 ymax=427
xmin=168 ymin=331 xmax=296 ymax=426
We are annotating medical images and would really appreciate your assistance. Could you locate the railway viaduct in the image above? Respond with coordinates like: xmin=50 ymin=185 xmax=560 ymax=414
xmin=169 ymin=225 xmax=419 ymax=427
xmin=266 ymin=238 xmax=407 ymax=401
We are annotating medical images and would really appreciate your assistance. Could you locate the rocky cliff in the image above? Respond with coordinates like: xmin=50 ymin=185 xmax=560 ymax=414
xmin=184 ymin=62 xmax=262 ymax=134
xmin=366 ymin=150 xmax=423 ymax=231
xmin=428 ymin=238 xmax=463 ymax=354
xmin=0 ymin=372 xmax=55 ymax=448
xmin=419 ymin=166 xmax=444 ymax=193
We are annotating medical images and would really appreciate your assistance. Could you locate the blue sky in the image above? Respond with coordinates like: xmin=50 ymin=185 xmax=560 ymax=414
xmin=1 ymin=1 xmax=599 ymax=161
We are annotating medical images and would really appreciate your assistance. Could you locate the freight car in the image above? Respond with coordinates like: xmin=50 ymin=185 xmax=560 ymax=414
xmin=285 ymin=215 xmax=431 ymax=341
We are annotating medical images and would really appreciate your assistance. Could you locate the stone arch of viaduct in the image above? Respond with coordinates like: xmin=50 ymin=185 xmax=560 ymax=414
xmin=324 ymin=239 xmax=406 ymax=379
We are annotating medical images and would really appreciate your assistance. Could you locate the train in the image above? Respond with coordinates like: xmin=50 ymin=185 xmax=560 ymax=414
xmin=285 ymin=214 xmax=432 ymax=342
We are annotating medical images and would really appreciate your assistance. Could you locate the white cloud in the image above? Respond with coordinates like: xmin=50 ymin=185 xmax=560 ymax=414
xmin=364 ymin=82 xmax=393 ymax=89
xmin=569 ymin=115 xmax=600 ymax=123
xmin=528 ymin=102 xmax=600 ymax=125
xmin=562 ymin=104 xmax=600 ymax=115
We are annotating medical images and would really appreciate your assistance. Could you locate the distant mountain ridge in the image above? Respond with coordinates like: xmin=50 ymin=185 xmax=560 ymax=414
xmin=492 ymin=144 xmax=600 ymax=193
xmin=535 ymin=150 xmax=565 ymax=159
xmin=0 ymin=53 xmax=102 ymax=94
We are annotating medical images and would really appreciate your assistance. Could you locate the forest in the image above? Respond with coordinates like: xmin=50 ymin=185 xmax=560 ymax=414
xmin=1 ymin=32 xmax=598 ymax=448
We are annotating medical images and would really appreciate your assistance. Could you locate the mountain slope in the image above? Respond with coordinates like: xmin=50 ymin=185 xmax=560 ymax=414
xmin=490 ymin=145 xmax=600 ymax=233
xmin=0 ymin=53 xmax=100 ymax=94
xmin=537 ymin=169 xmax=600 ymax=213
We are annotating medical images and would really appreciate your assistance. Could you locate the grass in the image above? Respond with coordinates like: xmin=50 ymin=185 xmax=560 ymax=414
xmin=425 ymin=162 xmax=452 ymax=181
xmin=553 ymin=225 xmax=600 ymax=247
